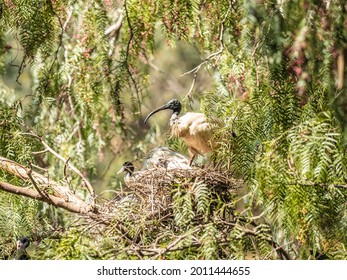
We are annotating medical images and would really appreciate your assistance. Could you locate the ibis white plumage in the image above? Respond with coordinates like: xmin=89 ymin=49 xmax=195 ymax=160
xmin=117 ymin=147 xmax=192 ymax=186
xmin=141 ymin=146 xmax=191 ymax=170
xmin=144 ymin=99 xmax=220 ymax=165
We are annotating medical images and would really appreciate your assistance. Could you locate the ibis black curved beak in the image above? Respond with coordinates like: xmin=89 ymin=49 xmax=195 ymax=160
xmin=117 ymin=166 xmax=125 ymax=174
xmin=144 ymin=103 xmax=171 ymax=123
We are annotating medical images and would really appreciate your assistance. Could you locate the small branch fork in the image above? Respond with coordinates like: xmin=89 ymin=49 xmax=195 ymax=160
xmin=20 ymin=130 xmax=95 ymax=199
xmin=123 ymin=0 xmax=142 ymax=117
xmin=0 ymin=123 xmax=97 ymax=213
xmin=182 ymin=2 xmax=233 ymax=101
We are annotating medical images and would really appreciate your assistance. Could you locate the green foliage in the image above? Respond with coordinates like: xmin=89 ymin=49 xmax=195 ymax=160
xmin=254 ymin=109 xmax=347 ymax=250
xmin=0 ymin=102 xmax=35 ymax=164
xmin=1 ymin=0 xmax=347 ymax=260
xmin=36 ymin=228 xmax=102 ymax=260
xmin=0 ymin=191 xmax=64 ymax=259
xmin=2 ymin=0 xmax=59 ymax=61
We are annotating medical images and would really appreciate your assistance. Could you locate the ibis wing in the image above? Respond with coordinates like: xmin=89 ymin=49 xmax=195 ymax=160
xmin=174 ymin=113 xmax=219 ymax=155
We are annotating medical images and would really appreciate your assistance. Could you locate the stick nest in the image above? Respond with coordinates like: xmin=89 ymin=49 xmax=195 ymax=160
xmin=101 ymin=167 xmax=243 ymax=219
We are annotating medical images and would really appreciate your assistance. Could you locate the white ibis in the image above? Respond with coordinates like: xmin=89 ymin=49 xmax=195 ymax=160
xmin=115 ymin=162 xmax=141 ymax=207
xmin=118 ymin=147 xmax=191 ymax=180
xmin=14 ymin=236 xmax=30 ymax=260
xmin=142 ymin=146 xmax=191 ymax=170
xmin=144 ymin=99 xmax=219 ymax=165
xmin=117 ymin=146 xmax=192 ymax=185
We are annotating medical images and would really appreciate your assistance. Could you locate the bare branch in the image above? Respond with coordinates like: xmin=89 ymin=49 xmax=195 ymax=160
xmin=151 ymin=225 xmax=203 ymax=259
xmin=0 ymin=156 xmax=94 ymax=211
xmin=63 ymin=157 xmax=73 ymax=191
xmin=32 ymin=149 xmax=48 ymax=155
xmin=124 ymin=0 xmax=142 ymax=117
xmin=105 ymin=11 xmax=123 ymax=36
xmin=27 ymin=163 xmax=50 ymax=200
xmin=181 ymin=2 xmax=232 ymax=101
xmin=21 ymin=131 xmax=95 ymax=199
xmin=0 ymin=181 xmax=93 ymax=214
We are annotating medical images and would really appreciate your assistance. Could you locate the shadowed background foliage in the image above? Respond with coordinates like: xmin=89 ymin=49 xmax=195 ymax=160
xmin=1 ymin=0 xmax=347 ymax=259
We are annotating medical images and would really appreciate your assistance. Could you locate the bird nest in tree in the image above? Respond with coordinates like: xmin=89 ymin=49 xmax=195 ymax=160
xmin=103 ymin=167 xmax=243 ymax=220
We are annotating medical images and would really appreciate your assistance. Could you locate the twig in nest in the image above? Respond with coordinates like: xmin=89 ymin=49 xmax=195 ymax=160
xmin=109 ymin=167 xmax=242 ymax=220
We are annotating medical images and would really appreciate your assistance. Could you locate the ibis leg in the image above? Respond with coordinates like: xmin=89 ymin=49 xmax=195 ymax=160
xmin=189 ymin=154 xmax=196 ymax=166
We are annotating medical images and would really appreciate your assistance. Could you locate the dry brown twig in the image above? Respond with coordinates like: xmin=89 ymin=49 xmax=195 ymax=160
xmin=120 ymin=167 xmax=241 ymax=216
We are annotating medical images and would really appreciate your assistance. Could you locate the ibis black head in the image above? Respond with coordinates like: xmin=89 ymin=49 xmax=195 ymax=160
xmin=17 ymin=236 xmax=30 ymax=250
xmin=117 ymin=161 xmax=135 ymax=176
xmin=144 ymin=99 xmax=182 ymax=123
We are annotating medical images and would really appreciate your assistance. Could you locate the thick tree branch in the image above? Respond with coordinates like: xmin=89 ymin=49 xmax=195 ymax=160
xmin=0 ymin=181 xmax=93 ymax=214
xmin=0 ymin=156 xmax=96 ymax=213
